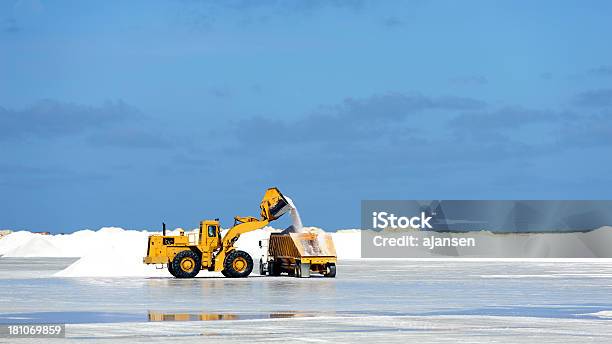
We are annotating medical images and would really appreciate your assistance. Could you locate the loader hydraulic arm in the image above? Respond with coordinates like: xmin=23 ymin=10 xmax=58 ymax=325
xmin=214 ymin=187 xmax=291 ymax=271
xmin=221 ymin=216 xmax=269 ymax=249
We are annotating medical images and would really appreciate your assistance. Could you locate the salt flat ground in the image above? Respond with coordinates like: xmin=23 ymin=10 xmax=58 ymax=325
xmin=1 ymin=259 xmax=612 ymax=343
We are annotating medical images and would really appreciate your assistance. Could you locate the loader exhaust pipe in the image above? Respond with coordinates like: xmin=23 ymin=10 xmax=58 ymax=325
xmin=162 ymin=222 xmax=166 ymax=236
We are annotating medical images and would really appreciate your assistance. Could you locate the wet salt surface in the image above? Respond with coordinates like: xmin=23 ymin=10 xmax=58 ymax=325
xmin=2 ymin=306 xmax=612 ymax=325
xmin=2 ymin=258 xmax=612 ymax=342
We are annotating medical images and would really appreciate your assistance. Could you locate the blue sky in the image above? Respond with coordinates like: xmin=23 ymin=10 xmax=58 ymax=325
xmin=1 ymin=0 xmax=612 ymax=232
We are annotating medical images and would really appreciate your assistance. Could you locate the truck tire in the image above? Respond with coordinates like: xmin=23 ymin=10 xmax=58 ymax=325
xmin=269 ymin=261 xmax=282 ymax=276
xmin=294 ymin=263 xmax=301 ymax=278
xmin=223 ymin=250 xmax=253 ymax=278
xmin=171 ymin=250 xmax=201 ymax=278
xmin=324 ymin=263 xmax=336 ymax=278
xmin=268 ymin=261 xmax=278 ymax=276
xmin=259 ymin=259 xmax=266 ymax=276
xmin=267 ymin=261 xmax=274 ymax=276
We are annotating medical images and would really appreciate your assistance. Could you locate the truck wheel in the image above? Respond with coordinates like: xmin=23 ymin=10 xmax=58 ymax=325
xmin=223 ymin=250 xmax=253 ymax=278
xmin=324 ymin=263 xmax=336 ymax=278
xmin=259 ymin=259 xmax=266 ymax=276
xmin=268 ymin=261 xmax=279 ymax=276
xmin=267 ymin=262 xmax=274 ymax=276
xmin=167 ymin=262 xmax=177 ymax=277
xmin=294 ymin=263 xmax=301 ymax=278
xmin=171 ymin=250 xmax=201 ymax=278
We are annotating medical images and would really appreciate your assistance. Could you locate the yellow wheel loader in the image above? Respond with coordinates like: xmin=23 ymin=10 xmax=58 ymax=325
xmin=143 ymin=187 xmax=291 ymax=278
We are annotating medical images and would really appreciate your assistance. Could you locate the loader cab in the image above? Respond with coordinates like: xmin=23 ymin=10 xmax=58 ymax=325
xmin=199 ymin=220 xmax=221 ymax=251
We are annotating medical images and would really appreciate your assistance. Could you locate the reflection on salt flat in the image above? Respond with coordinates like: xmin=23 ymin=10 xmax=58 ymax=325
xmin=147 ymin=311 xmax=334 ymax=322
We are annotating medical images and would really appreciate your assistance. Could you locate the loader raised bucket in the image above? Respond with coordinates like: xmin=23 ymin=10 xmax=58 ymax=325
xmin=262 ymin=187 xmax=291 ymax=220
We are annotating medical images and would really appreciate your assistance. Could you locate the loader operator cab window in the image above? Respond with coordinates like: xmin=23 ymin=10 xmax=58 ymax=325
xmin=207 ymin=225 xmax=216 ymax=237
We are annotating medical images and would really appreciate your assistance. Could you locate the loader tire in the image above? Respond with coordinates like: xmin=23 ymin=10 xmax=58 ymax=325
xmin=221 ymin=269 xmax=230 ymax=277
xmin=172 ymin=250 xmax=201 ymax=278
xmin=324 ymin=263 xmax=336 ymax=278
xmin=167 ymin=262 xmax=177 ymax=277
xmin=223 ymin=250 xmax=253 ymax=278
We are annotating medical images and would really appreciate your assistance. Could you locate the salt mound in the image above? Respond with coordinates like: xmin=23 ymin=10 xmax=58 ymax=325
xmin=55 ymin=250 xmax=170 ymax=278
xmin=332 ymin=229 xmax=361 ymax=259
xmin=0 ymin=227 xmax=154 ymax=258
xmin=0 ymin=231 xmax=38 ymax=256
xmin=54 ymin=228 xmax=169 ymax=277
xmin=3 ymin=236 xmax=62 ymax=257
xmin=588 ymin=311 xmax=612 ymax=319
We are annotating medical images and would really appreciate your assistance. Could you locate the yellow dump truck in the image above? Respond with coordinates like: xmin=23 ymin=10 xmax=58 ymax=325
xmin=143 ymin=187 xmax=291 ymax=278
xmin=260 ymin=230 xmax=337 ymax=278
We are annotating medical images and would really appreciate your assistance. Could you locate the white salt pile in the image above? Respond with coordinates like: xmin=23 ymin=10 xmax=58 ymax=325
xmin=0 ymin=227 xmax=130 ymax=258
xmin=332 ymin=229 xmax=361 ymax=259
xmin=0 ymin=226 xmax=360 ymax=277
xmin=589 ymin=311 xmax=612 ymax=319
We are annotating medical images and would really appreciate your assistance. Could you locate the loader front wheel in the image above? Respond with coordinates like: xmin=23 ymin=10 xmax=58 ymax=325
xmin=172 ymin=250 xmax=201 ymax=278
xmin=167 ymin=262 xmax=177 ymax=277
xmin=223 ymin=250 xmax=253 ymax=278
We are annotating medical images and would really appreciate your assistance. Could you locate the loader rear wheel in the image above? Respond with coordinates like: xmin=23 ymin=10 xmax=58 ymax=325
xmin=223 ymin=250 xmax=253 ymax=278
xmin=172 ymin=250 xmax=201 ymax=278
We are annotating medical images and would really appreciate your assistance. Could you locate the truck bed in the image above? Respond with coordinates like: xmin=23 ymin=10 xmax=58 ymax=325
xmin=265 ymin=230 xmax=337 ymax=277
